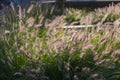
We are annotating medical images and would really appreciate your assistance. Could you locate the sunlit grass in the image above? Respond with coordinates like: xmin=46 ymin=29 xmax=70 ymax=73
xmin=0 ymin=2 xmax=120 ymax=80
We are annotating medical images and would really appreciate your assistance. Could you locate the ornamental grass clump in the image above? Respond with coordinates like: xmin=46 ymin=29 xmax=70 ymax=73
xmin=0 ymin=2 xmax=120 ymax=80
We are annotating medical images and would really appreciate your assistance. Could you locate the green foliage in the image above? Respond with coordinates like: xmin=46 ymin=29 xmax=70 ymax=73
xmin=37 ymin=27 xmax=47 ymax=38
xmin=0 ymin=3 xmax=120 ymax=80
xmin=91 ymin=35 xmax=103 ymax=45
xmin=112 ymin=42 xmax=120 ymax=49
xmin=65 ymin=13 xmax=76 ymax=22
xmin=106 ymin=13 xmax=120 ymax=22
xmin=0 ymin=40 xmax=28 ymax=80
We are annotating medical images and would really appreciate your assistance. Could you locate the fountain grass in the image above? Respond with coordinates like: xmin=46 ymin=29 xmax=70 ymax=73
xmin=0 ymin=3 xmax=120 ymax=80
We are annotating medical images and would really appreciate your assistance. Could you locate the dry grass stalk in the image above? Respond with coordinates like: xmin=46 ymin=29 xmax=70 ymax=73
xmin=26 ymin=17 xmax=35 ymax=27
xmin=27 ymin=4 xmax=35 ymax=13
